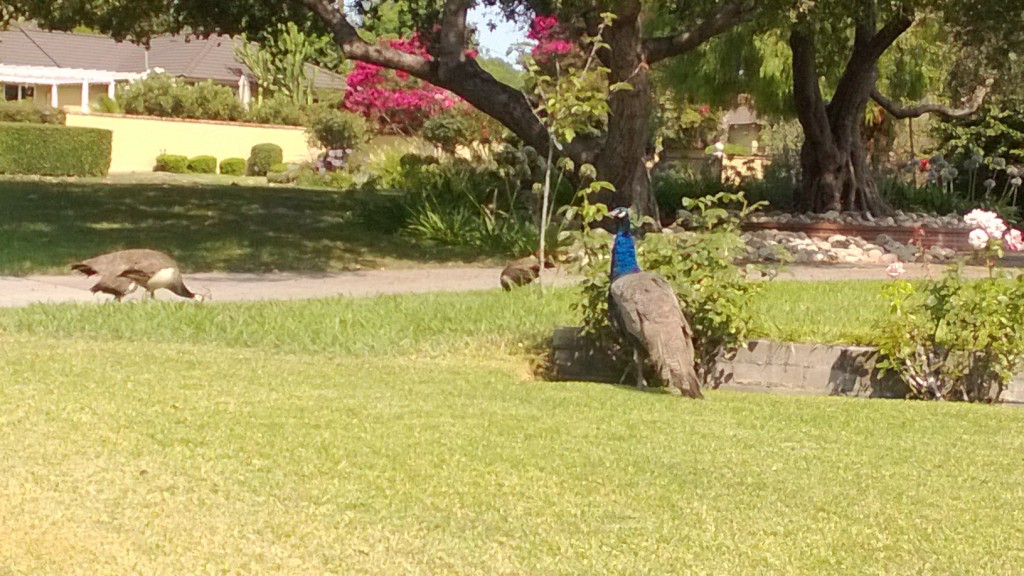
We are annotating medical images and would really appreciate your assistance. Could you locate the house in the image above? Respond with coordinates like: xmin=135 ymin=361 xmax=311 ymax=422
xmin=0 ymin=25 xmax=346 ymax=112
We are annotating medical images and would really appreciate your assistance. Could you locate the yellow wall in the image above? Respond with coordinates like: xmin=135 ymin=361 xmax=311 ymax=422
xmin=65 ymin=112 xmax=319 ymax=173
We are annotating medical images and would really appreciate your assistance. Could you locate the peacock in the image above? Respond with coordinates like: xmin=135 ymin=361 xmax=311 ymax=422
xmin=606 ymin=207 xmax=702 ymax=398
xmin=71 ymin=249 xmax=207 ymax=302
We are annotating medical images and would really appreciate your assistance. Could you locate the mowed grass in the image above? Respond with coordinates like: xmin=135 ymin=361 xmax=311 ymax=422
xmin=0 ymin=177 xmax=496 ymax=275
xmin=3 ymin=337 xmax=1024 ymax=574
xmin=0 ymin=280 xmax=891 ymax=350
xmin=2 ymin=287 xmax=1024 ymax=573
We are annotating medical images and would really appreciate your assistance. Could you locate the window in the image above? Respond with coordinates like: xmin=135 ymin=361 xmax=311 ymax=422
xmin=3 ymin=84 xmax=35 ymax=101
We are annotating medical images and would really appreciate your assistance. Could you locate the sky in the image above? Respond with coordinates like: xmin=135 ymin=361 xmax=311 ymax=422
xmin=467 ymin=5 xmax=527 ymax=64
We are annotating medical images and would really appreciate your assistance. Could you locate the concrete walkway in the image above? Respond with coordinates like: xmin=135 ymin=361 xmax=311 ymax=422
xmin=0 ymin=262 xmax=998 ymax=308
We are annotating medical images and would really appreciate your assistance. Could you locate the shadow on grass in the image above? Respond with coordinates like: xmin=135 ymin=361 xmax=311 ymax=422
xmin=0 ymin=179 xmax=499 ymax=275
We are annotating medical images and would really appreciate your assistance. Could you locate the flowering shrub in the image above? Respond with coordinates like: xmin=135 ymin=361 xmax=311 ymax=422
xmin=343 ymin=35 xmax=461 ymax=134
xmin=528 ymin=15 xmax=578 ymax=62
xmin=877 ymin=209 xmax=1024 ymax=402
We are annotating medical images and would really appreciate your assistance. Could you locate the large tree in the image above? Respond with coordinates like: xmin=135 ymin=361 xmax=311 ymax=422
xmin=787 ymin=0 xmax=1024 ymax=214
xmin=2 ymin=0 xmax=786 ymax=220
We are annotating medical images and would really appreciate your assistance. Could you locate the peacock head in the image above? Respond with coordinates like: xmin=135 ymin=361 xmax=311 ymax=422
xmin=607 ymin=207 xmax=632 ymax=234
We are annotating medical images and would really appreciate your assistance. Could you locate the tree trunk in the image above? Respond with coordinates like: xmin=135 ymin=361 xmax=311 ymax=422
xmin=594 ymin=6 xmax=660 ymax=224
xmin=789 ymin=7 xmax=912 ymax=215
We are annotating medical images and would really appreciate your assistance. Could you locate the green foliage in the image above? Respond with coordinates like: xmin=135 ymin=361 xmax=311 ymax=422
xmin=92 ymin=95 xmax=123 ymax=114
xmin=877 ymin=270 xmax=1024 ymax=402
xmin=568 ymin=187 xmax=768 ymax=385
xmin=219 ymin=157 xmax=246 ymax=176
xmin=0 ymin=101 xmax=65 ymax=124
xmin=652 ymin=167 xmax=795 ymax=217
xmin=421 ymin=109 xmax=474 ymax=154
xmin=187 ymin=155 xmax=218 ymax=174
xmin=117 ymin=74 xmax=245 ymax=122
xmin=0 ymin=123 xmax=111 ymax=176
xmin=652 ymin=97 xmax=720 ymax=148
xmin=154 ymin=154 xmax=189 ymax=174
xmin=934 ymin=101 xmax=1024 ymax=169
xmin=247 ymin=143 xmax=284 ymax=176
xmin=401 ymin=157 xmax=537 ymax=256
xmin=268 ymin=162 xmax=290 ymax=174
xmin=246 ymin=95 xmax=306 ymax=126
xmin=306 ymin=107 xmax=369 ymax=151
xmin=235 ymin=21 xmax=342 ymax=106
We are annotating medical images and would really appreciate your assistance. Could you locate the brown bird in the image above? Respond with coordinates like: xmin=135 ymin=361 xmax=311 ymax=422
xmin=71 ymin=249 xmax=207 ymax=302
xmin=499 ymin=255 xmax=555 ymax=290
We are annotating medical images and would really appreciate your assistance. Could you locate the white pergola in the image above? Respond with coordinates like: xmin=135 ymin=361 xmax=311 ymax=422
xmin=0 ymin=64 xmax=146 ymax=112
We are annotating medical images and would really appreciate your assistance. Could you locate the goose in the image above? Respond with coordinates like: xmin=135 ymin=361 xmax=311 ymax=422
xmin=606 ymin=207 xmax=702 ymax=398
xmin=71 ymin=249 xmax=207 ymax=302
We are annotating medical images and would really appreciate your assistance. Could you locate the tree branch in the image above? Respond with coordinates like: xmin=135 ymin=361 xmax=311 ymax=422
xmin=872 ymin=78 xmax=995 ymax=120
xmin=298 ymin=0 xmax=431 ymax=76
xmin=643 ymin=0 xmax=756 ymax=65
xmin=789 ymin=27 xmax=833 ymax=148
xmin=863 ymin=10 xmax=913 ymax=62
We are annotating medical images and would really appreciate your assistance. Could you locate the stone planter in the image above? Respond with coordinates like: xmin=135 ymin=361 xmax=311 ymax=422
xmin=549 ymin=327 xmax=1024 ymax=404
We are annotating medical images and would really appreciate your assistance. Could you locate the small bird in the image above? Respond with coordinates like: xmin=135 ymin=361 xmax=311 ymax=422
xmin=499 ymin=255 xmax=554 ymax=290
xmin=606 ymin=207 xmax=702 ymax=398
xmin=71 ymin=249 xmax=207 ymax=302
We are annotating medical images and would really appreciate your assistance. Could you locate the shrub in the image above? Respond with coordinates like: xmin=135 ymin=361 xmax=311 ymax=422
xmin=246 ymin=95 xmax=306 ymax=126
xmin=154 ymin=154 xmax=189 ymax=173
xmin=306 ymin=107 xmax=369 ymax=151
xmin=877 ymin=210 xmax=1024 ymax=402
xmin=118 ymin=74 xmax=245 ymax=122
xmin=219 ymin=157 xmax=246 ymax=176
xmin=187 ymin=155 xmax=218 ymax=174
xmin=247 ymin=143 xmax=284 ymax=176
xmin=0 ymin=123 xmax=111 ymax=176
xmin=0 ymin=101 xmax=65 ymax=124
xmin=422 ymin=110 xmax=474 ymax=155
xmin=92 ymin=95 xmax=123 ymax=114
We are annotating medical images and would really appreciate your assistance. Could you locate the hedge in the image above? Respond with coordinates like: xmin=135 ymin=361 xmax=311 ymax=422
xmin=154 ymin=154 xmax=189 ymax=174
xmin=187 ymin=155 xmax=218 ymax=174
xmin=247 ymin=143 xmax=284 ymax=176
xmin=0 ymin=122 xmax=111 ymax=176
xmin=219 ymin=157 xmax=246 ymax=176
xmin=0 ymin=101 xmax=65 ymax=124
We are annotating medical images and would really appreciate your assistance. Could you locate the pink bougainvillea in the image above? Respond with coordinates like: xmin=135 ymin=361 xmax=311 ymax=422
xmin=343 ymin=34 xmax=463 ymax=134
xmin=527 ymin=14 xmax=578 ymax=62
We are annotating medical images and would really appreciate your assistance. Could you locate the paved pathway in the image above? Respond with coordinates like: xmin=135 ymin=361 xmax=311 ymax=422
xmin=0 ymin=263 xmax=999 ymax=308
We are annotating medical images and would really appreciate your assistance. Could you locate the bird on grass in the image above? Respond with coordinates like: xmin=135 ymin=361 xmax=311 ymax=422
xmin=606 ymin=207 xmax=702 ymax=398
xmin=71 ymin=249 xmax=207 ymax=302
xmin=499 ymin=255 xmax=555 ymax=290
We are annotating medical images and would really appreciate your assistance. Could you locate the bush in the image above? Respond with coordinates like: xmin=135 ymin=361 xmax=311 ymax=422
xmin=0 ymin=123 xmax=111 ymax=176
xmin=268 ymin=162 xmax=290 ymax=174
xmin=422 ymin=110 xmax=474 ymax=155
xmin=154 ymin=154 xmax=189 ymax=173
xmin=219 ymin=157 xmax=246 ymax=176
xmin=247 ymin=143 xmax=284 ymax=176
xmin=306 ymin=107 xmax=369 ymax=151
xmin=877 ymin=210 xmax=1024 ymax=402
xmin=0 ymin=101 xmax=65 ymax=124
xmin=246 ymin=96 xmax=306 ymax=126
xmin=118 ymin=74 xmax=245 ymax=122
xmin=187 ymin=155 xmax=218 ymax=174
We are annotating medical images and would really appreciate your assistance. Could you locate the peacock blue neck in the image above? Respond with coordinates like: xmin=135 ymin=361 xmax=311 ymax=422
xmin=610 ymin=224 xmax=641 ymax=281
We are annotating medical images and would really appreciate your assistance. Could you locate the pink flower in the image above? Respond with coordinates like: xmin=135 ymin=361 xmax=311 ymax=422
xmin=886 ymin=262 xmax=906 ymax=279
xmin=1005 ymin=229 xmax=1024 ymax=251
xmin=969 ymin=228 xmax=990 ymax=250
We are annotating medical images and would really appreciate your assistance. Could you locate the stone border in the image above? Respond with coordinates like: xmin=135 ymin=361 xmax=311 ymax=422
xmin=549 ymin=328 xmax=1024 ymax=404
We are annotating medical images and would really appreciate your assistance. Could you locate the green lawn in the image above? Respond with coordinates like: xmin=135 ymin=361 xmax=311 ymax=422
xmin=0 ymin=176 xmax=499 ymax=274
xmin=2 ymin=287 xmax=1024 ymax=573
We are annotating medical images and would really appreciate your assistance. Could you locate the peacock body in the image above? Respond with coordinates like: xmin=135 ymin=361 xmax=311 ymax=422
xmin=72 ymin=249 xmax=206 ymax=301
xmin=606 ymin=208 xmax=702 ymax=398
